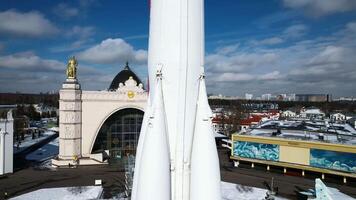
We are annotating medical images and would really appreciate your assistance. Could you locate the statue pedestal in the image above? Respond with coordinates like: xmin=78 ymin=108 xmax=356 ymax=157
xmin=62 ymin=78 xmax=80 ymax=90
xmin=52 ymin=79 xmax=82 ymax=166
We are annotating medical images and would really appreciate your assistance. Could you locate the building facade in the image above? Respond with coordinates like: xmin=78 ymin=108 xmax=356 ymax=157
xmin=0 ymin=105 xmax=14 ymax=175
xmin=231 ymin=134 xmax=356 ymax=180
xmin=52 ymin=62 xmax=148 ymax=166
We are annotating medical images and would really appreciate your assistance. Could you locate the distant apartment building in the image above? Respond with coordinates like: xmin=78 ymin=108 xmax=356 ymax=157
xmin=296 ymin=94 xmax=331 ymax=102
xmin=242 ymin=102 xmax=279 ymax=111
xmin=286 ymin=94 xmax=296 ymax=101
xmin=261 ymin=94 xmax=272 ymax=101
xmin=258 ymin=93 xmax=296 ymax=101
xmin=337 ymin=97 xmax=356 ymax=101
xmin=245 ymin=93 xmax=253 ymax=100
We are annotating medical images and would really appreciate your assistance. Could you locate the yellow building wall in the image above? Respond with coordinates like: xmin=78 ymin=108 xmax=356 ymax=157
xmin=279 ymin=146 xmax=310 ymax=165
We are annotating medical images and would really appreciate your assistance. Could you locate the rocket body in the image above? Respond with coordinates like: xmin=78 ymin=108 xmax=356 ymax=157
xmin=132 ymin=0 xmax=221 ymax=199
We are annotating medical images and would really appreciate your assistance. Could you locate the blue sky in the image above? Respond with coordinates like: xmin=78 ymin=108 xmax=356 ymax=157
xmin=0 ymin=0 xmax=356 ymax=97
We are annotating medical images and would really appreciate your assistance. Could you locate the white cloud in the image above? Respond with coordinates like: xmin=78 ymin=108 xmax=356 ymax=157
xmin=283 ymin=0 xmax=356 ymax=16
xmin=215 ymin=44 xmax=239 ymax=55
xmin=215 ymin=73 xmax=254 ymax=82
xmin=251 ymin=37 xmax=284 ymax=46
xmin=0 ymin=43 xmax=4 ymax=52
xmin=0 ymin=10 xmax=58 ymax=37
xmin=206 ymin=51 xmax=279 ymax=73
xmin=66 ymin=26 xmax=95 ymax=38
xmin=346 ymin=22 xmax=356 ymax=33
xmin=76 ymin=38 xmax=147 ymax=64
xmin=53 ymin=3 xmax=79 ymax=19
xmin=205 ymin=21 xmax=356 ymax=97
xmin=283 ymin=24 xmax=308 ymax=39
xmin=50 ymin=26 xmax=96 ymax=53
xmin=259 ymin=71 xmax=282 ymax=80
xmin=0 ymin=52 xmax=111 ymax=93
xmin=214 ymin=71 xmax=283 ymax=82
xmin=0 ymin=51 xmax=63 ymax=72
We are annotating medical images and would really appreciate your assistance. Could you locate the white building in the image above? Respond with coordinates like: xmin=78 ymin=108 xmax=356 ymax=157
xmin=281 ymin=110 xmax=297 ymax=118
xmin=0 ymin=105 xmax=14 ymax=175
xmin=330 ymin=113 xmax=347 ymax=122
xmin=34 ymin=104 xmax=58 ymax=116
xmin=287 ymin=94 xmax=296 ymax=101
xmin=52 ymin=62 xmax=148 ymax=167
xmin=261 ymin=94 xmax=272 ymax=101
xmin=300 ymin=108 xmax=325 ymax=119
xmin=245 ymin=93 xmax=253 ymax=100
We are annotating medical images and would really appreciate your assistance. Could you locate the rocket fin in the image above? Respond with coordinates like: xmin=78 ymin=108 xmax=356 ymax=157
xmin=190 ymin=75 xmax=222 ymax=200
xmin=133 ymin=72 xmax=171 ymax=200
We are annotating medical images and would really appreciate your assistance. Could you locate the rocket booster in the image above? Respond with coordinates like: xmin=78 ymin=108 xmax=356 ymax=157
xmin=132 ymin=0 xmax=221 ymax=199
xmin=190 ymin=75 xmax=222 ymax=200
xmin=134 ymin=71 xmax=171 ymax=200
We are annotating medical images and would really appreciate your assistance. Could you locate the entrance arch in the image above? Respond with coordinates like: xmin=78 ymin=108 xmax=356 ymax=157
xmin=91 ymin=108 xmax=144 ymax=163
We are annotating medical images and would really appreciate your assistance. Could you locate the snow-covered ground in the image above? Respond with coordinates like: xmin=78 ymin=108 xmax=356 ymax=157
xmin=26 ymin=137 xmax=59 ymax=162
xmin=10 ymin=186 xmax=103 ymax=200
xmin=221 ymin=181 xmax=287 ymax=200
xmin=10 ymin=182 xmax=289 ymax=200
xmin=14 ymin=131 xmax=57 ymax=154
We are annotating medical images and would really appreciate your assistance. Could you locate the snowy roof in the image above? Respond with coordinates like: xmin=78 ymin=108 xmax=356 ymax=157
xmin=302 ymin=109 xmax=324 ymax=114
xmin=247 ymin=119 xmax=356 ymax=145
xmin=0 ymin=105 xmax=16 ymax=109
xmin=214 ymin=132 xmax=228 ymax=138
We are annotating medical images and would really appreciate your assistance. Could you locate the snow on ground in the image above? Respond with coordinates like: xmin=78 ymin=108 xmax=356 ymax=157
xmin=10 ymin=182 xmax=289 ymax=200
xmin=14 ymin=131 xmax=57 ymax=154
xmin=48 ymin=127 xmax=59 ymax=132
xmin=10 ymin=186 xmax=103 ymax=200
xmin=221 ymin=181 xmax=288 ymax=200
xmin=327 ymin=187 xmax=355 ymax=200
xmin=341 ymin=123 xmax=356 ymax=134
xmin=26 ymin=137 xmax=59 ymax=162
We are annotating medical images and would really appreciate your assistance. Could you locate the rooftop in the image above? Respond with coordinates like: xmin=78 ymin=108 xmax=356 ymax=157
xmin=246 ymin=119 xmax=356 ymax=146
xmin=108 ymin=62 xmax=143 ymax=91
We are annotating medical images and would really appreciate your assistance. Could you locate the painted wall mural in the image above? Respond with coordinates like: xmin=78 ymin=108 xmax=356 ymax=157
xmin=310 ymin=149 xmax=356 ymax=173
xmin=233 ymin=141 xmax=279 ymax=161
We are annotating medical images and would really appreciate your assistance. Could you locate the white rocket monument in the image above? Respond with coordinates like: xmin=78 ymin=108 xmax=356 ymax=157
xmin=132 ymin=0 xmax=221 ymax=199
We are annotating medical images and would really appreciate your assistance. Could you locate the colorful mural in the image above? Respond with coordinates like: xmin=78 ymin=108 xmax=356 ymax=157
xmin=310 ymin=149 xmax=356 ymax=173
xmin=233 ymin=141 xmax=279 ymax=161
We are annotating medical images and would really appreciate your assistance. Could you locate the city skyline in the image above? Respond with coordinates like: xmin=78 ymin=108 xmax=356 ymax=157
xmin=0 ymin=0 xmax=356 ymax=97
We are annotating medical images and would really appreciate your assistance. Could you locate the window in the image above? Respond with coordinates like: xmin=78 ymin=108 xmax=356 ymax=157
xmin=92 ymin=108 xmax=144 ymax=161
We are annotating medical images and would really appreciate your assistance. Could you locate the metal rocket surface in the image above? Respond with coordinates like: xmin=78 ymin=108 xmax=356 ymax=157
xmin=134 ymin=71 xmax=171 ymax=200
xmin=132 ymin=0 xmax=221 ymax=199
xmin=190 ymin=74 xmax=222 ymax=200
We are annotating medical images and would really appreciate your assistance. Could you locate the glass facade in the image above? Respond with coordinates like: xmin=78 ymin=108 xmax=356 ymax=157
xmin=92 ymin=108 xmax=144 ymax=163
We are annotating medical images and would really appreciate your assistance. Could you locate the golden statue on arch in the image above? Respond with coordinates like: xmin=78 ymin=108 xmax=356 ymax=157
xmin=66 ymin=56 xmax=78 ymax=79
